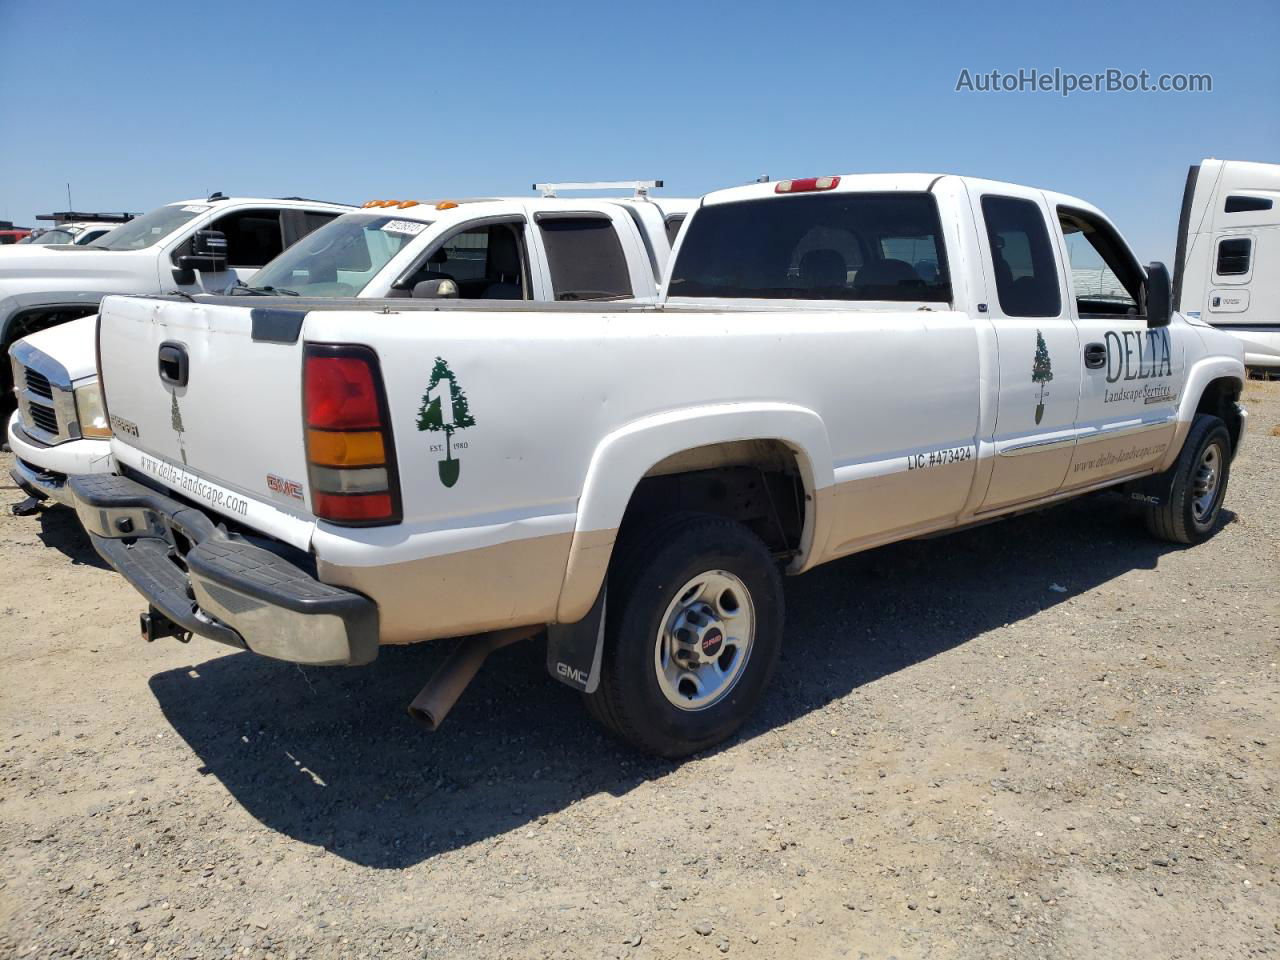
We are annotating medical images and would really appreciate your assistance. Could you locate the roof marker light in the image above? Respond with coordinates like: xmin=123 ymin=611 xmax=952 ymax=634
xmin=398 ymin=200 xmax=420 ymax=209
xmin=436 ymin=201 xmax=458 ymax=211
xmin=774 ymin=176 xmax=841 ymax=194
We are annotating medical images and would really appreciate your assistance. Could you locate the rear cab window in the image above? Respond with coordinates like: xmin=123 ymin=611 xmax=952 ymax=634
xmin=666 ymin=192 xmax=952 ymax=302
xmin=979 ymin=196 xmax=1061 ymax=318
xmin=536 ymin=215 xmax=633 ymax=300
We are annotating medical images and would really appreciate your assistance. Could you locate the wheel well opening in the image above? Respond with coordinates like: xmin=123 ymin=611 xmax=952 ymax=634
xmin=1196 ymin=377 xmax=1244 ymax=452
xmin=619 ymin=440 xmax=807 ymax=560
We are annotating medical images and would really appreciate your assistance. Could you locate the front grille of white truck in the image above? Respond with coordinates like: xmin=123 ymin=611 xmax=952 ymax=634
xmin=10 ymin=348 xmax=79 ymax=445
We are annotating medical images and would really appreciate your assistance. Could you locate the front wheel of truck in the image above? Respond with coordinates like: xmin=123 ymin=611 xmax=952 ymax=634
xmin=584 ymin=513 xmax=783 ymax=758
xmin=1143 ymin=413 xmax=1232 ymax=545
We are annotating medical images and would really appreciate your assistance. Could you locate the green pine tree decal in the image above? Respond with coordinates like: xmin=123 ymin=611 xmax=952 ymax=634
xmin=417 ymin=357 xmax=476 ymax=487
xmin=1031 ymin=330 xmax=1053 ymax=425
xmin=170 ymin=391 xmax=188 ymax=464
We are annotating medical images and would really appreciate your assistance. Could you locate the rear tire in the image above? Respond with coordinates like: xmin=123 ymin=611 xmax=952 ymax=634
xmin=584 ymin=513 xmax=783 ymax=757
xmin=1143 ymin=414 xmax=1231 ymax=545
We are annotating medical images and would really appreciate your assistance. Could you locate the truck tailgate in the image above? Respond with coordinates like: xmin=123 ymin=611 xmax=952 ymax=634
xmin=98 ymin=295 xmax=315 ymax=549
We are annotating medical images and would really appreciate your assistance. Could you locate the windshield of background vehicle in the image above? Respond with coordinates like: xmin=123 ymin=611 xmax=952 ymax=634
xmin=248 ymin=213 xmax=426 ymax=296
xmin=90 ymin=205 xmax=205 ymax=251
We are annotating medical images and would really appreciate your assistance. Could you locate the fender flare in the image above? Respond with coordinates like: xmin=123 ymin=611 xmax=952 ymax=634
xmin=554 ymin=402 xmax=833 ymax=623
xmin=1157 ymin=355 xmax=1245 ymax=472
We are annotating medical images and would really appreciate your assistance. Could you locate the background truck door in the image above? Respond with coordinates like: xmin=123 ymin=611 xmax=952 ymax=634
xmin=1054 ymin=204 xmax=1181 ymax=487
xmin=969 ymin=188 xmax=1081 ymax=512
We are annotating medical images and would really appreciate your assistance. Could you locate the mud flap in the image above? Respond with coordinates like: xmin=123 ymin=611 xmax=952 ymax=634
xmin=545 ymin=584 xmax=605 ymax=694
xmin=1124 ymin=469 xmax=1172 ymax=506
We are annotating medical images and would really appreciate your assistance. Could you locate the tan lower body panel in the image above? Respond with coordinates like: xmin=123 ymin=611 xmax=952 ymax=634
xmin=822 ymin=457 xmax=976 ymax=559
xmin=1061 ymin=424 xmax=1174 ymax=492
xmin=318 ymin=532 xmax=572 ymax=645
xmin=555 ymin=527 xmax=618 ymax=623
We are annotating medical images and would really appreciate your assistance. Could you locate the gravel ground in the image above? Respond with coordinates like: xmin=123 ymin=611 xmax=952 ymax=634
xmin=1 ymin=383 xmax=1277 ymax=960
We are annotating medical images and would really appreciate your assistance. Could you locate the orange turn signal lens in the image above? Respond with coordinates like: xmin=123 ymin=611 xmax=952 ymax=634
xmin=306 ymin=429 xmax=386 ymax=467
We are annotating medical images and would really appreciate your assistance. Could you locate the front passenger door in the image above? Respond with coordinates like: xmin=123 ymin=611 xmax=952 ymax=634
xmin=970 ymin=189 xmax=1082 ymax=512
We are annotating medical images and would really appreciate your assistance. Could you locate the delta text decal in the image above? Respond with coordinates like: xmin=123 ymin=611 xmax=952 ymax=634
xmin=1103 ymin=329 xmax=1175 ymax=405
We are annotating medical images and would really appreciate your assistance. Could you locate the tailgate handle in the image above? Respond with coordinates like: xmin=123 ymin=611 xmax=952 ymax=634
xmin=158 ymin=342 xmax=190 ymax=387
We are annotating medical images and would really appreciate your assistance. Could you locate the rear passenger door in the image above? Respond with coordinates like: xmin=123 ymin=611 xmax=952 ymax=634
xmin=531 ymin=208 xmax=654 ymax=300
xmin=968 ymin=186 xmax=1082 ymax=512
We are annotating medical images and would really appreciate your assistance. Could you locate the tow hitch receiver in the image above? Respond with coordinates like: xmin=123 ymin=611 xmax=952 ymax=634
xmin=140 ymin=607 xmax=192 ymax=644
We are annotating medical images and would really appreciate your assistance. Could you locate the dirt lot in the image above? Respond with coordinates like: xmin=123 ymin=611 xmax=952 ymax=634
xmin=1 ymin=384 xmax=1277 ymax=960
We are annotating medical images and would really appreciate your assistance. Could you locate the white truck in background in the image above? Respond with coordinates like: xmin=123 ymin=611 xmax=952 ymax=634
xmin=19 ymin=221 xmax=124 ymax=246
xmin=4 ymin=194 xmax=354 ymax=511
xmin=1173 ymin=158 xmax=1280 ymax=372
xmin=7 ymin=184 xmax=692 ymax=510
xmin=73 ymin=172 xmax=1246 ymax=758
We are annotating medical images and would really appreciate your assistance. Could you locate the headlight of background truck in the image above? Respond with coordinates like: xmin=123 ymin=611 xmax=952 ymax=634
xmin=74 ymin=381 xmax=112 ymax=439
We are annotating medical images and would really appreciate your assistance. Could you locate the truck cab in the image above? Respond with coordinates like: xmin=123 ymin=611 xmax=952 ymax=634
xmin=1174 ymin=158 xmax=1280 ymax=372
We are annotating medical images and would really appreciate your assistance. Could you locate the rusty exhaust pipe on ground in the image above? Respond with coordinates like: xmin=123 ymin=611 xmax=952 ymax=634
xmin=407 ymin=626 xmax=538 ymax=731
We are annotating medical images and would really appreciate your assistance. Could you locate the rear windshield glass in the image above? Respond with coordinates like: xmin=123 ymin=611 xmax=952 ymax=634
xmin=249 ymin=213 xmax=426 ymax=296
xmin=667 ymin=192 xmax=951 ymax=302
xmin=91 ymin=205 xmax=204 ymax=250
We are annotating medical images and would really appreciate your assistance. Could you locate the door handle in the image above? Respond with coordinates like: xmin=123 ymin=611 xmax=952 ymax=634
xmin=158 ymin=341 xmax=190 ymax=387
xmin=1083 ymin=342 xmax=1107 ymax=369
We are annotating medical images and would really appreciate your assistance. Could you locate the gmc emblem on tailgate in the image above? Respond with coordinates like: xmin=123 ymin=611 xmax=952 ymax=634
xmin=266 ymin=474 xmax=303 ymax=500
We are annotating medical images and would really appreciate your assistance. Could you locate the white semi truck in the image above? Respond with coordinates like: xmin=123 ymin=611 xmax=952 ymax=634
xmin=1173 ymin=158 xmax=1280 ymax=372
xmin=72 ymin=172 xmax=1247 ymax=757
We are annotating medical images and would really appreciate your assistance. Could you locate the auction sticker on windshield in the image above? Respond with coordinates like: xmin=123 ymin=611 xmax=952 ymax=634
xmin=382 ymin=220 xmax=428 ymax=237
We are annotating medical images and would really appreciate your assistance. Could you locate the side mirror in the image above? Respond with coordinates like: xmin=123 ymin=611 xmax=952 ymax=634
xmin=176 ymin=229 xmax=229 ymax=274
xmin=1144 ymin=261 xmax=1172 ymax=328
xmin=412 ymin=278 xmax=459 ymax=299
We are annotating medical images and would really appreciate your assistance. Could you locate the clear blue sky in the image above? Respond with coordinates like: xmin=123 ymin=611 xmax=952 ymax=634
xmin=2 ymin=0 xmax=1276 ymax=264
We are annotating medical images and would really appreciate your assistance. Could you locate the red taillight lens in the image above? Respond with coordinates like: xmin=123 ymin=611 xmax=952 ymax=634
xmin=303 ymin=344 xmax=401 ymax=526
xmin=305 ymin=354 xmax=381 ymax=429
xmin=774 ymin=176 xmax=841 ymax=194
xmin=312 ymin=491 xmax=393 ymax=521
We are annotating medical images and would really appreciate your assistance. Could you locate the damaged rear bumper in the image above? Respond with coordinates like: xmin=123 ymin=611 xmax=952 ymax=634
xmin=68 ymin=474 xmax=378 ymax=665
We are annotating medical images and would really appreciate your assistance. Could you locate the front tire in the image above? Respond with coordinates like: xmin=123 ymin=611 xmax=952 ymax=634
xmin=1144 ymin=414 xmax=1232 ymax=544
xmin=584 ymin=513 xmax=783 ymax=757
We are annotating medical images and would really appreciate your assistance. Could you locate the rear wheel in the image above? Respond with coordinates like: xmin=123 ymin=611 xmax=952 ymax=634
xmin=584 ymin=513 xmax=783 ymax=757
xmin=1143 ymin=414 xmax=1231 ymax=544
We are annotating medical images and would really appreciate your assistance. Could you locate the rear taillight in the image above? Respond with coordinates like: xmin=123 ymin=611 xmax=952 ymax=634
xmin=774 ymin=176 xmax=840 ymax=194
xmin=304 ymin=344 xmax=402 ymax=526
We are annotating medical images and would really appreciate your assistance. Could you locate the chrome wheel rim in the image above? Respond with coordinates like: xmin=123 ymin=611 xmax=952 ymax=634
xmin=1191 ymin=441 xmax=1222 ymax=521
xmin=654 ymin=569 xmax=755 ymax=711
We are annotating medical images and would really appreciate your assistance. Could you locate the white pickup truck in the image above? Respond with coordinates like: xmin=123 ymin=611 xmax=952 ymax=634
xmin=7 ymin=185 xmax=691 ymax=509
xmin=3 ymin=195 xmax=353 ymax=508
xmin=71 ymin=172 xmax=1248 ymax=757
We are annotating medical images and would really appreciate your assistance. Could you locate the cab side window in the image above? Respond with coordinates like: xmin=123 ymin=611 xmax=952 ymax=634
xmin=1216 ymin=237 xmax=1252 ymax=276
xmin=664 ymin=215 xmax=685 ymax=248
xmin=537 ymin=216 xmax=633 ymax=301
xmin=1057 ymin=207 xmax=1142 ymax=317
xmin=981 ymin=196 xmax=1061 ymax=318
xmin=402 ymin=222 xmax=529 ymax=299
xmin=214 ymin=209 xmax=287 ymax=268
